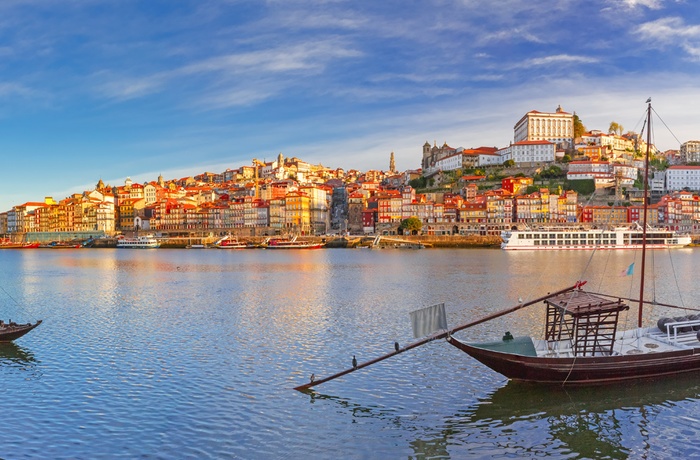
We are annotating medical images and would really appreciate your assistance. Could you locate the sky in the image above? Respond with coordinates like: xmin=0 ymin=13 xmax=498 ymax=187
xmin=1 ymin=0 xmax=700 ymax=212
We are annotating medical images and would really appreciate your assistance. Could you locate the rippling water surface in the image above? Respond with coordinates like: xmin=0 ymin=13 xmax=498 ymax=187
xmin=1 ymin=247 xmax=700 ymax=458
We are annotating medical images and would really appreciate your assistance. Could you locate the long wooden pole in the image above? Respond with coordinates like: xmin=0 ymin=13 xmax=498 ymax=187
xmin=638 ymin=100 xmax=652 ymax=327
xmin=293 ymin=282 xmax=583 ymax=391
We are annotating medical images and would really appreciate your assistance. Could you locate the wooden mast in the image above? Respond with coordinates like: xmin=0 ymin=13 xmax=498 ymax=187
xmin=638 ymin=99 xmax=652 ymax=328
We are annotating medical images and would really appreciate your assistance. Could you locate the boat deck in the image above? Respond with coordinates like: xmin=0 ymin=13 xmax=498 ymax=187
xmin=533 ymin=324 xmax=700 ymax=358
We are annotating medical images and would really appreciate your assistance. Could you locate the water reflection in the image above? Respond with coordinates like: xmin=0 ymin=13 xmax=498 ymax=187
xmin=454 ymin=374 xmax=700 ymax=458
xmin=0 ymin=342 xmax=37 ymax=367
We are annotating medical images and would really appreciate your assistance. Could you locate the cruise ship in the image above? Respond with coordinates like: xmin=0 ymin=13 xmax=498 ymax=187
xmin=501 ymin=224 xmax=691 ymax=250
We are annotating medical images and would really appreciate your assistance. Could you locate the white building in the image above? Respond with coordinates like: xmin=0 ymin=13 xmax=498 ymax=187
xmin=434 ymin=151 xmax=464 ymax=172
xmin=498 ymin=140 xmax=556 ymax=166
xmin=476 ymin=151 xmax=503 ymax=166
xmin=513 ymin=105 xmax=574 ymax=149
xmin=566 ymin=161 xmax=615 ymax=188
xmin=666 ymin=165 xmax=700 ymax=191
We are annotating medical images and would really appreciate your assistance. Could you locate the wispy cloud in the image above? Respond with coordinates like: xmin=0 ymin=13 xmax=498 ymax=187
xmin=95 ymin=40 xmax=362 ymax=106
xmin=509 ymin=54 xmax=599 ymax=69
xmin=611 ymin=0 xmax=665 ymax=9
xmin=635 ymin=16 xmax=700 ymax=60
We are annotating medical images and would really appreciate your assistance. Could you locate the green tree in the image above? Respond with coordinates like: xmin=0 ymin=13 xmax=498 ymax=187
xmin=609 ymin=121 xmax=623 ymax=136
xmin=573 ymin=114 xmax=586 ymax=138
xmin=409 ymin=177 xmax=427 ymax=189
xmin=503 ymin=159 xmax=515 ymax=167
xmin=566 ymin=179 xmax=595 ymax=195
xmin=399 ymin=216 xmax=423 ymax=234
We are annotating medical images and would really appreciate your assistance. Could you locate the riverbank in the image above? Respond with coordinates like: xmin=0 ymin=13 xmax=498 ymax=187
xmin=86 ymin=234 xmax=503 ymax=249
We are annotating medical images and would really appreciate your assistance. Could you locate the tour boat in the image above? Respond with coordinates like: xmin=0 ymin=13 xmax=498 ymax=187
xmin=0 ymin=240 xmax=40 ymax=249
xmin=265 ymin=236 xmax=325 ymax=250
xmin=213 ymin=236 xmax=250 ymax=249
xmin=116 ymin=235 xmax=160 ymax=249
xmin=294 ymin=99 xmax=700 ymax=391
xmin=501 ymin=224 xmax=691 ymax=250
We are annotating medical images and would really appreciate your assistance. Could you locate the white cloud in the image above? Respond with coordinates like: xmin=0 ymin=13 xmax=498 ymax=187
xmin=637 ymin=17 xmax=700 ymax=43
xmin=619 ymin=0 xmax=666 ymax=9
xmin=510 ymin=54 xmax=599 ymax=69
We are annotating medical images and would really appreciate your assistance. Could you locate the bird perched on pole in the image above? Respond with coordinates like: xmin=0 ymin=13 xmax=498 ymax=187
xmin=394 ymin=342 xmax=400 ymax=352
xmin=352 ymin=355 xmax=357 ymax=369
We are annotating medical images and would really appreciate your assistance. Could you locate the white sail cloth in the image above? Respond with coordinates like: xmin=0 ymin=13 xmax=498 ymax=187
xmin=410 ymin=303 xmax=447 ymax=338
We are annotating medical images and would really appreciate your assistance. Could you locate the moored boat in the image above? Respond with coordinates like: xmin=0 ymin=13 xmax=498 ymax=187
xmin=0 ymin=320 xmax=42 ymax=342
xmin=265 ymin=236 xmax=324 ymax=249
xmin=116 ymin=235 xmax=160 ymax=249
xmin=501 ymin=223 xmax=691 ymax=250
xmin=213 ymin=236 xmax=251 ymax=249
xmin=294 ymin=99 xmax=700 ymax=391
xmin=445 ymin=99 xmax=700 ymax=384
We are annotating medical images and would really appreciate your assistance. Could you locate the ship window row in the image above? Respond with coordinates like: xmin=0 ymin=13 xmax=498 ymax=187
xmin=521 ymin=233 xmax=615 ymax=240
xmin=533 ymin=239 xmax=613 ymax=245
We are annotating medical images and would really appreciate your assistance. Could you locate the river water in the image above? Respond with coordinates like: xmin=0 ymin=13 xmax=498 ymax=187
xmin=1 ymin=247 xmax=700 ymax=459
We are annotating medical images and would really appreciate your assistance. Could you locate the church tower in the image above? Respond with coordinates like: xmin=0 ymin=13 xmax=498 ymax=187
xmin=389 ymin=151 xmax=396 ymax=173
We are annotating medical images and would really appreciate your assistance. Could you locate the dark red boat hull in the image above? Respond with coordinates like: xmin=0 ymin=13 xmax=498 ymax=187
xmin=0 ymin=320 xmax=42 ymax=342
xmin=448 ymin=336 xmax=700 ymax=384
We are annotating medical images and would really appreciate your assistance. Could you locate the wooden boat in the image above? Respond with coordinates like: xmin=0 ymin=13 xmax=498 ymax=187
xmin=294 ymin=99 xmax=700 ymax=391
xmin=43 ymin=241 xmax=82 ymax=249
xmin=445 ymin=99 xmax=700 ymax=384
xmin=0 ymin=320 xmax=42 ymax=342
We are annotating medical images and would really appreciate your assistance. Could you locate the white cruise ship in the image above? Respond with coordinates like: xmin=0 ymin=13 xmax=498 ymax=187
xmin=501 ymin=224 xmax=691 ymax=250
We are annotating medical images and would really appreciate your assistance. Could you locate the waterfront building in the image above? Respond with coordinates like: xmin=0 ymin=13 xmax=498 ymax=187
xmin=515 ymin=190 xmax=550 ymax=223
xmin=484 ymin=190 xmax=513 ymax=234
xmin=347 ymin=190 xmax=365 ymax=234
xmin=361 ymin=208 xmax=377 ymax=234
xmin=268 ymin=197 xmax=285 ymax=232
xmin=400 ymin=186 xmax=416 ymax=220
xmin=284 ymin=190 xmax=312 ymax=234
xmin=458 ymin=200 xmax=487 ymax=231
xmin=376 ymin=190 xmax=402 ymax=224
xmin=300 ymin=185 xmax=330 ymax=235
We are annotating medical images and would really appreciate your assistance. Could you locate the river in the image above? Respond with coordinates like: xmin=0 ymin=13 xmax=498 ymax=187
xmin=1 ymin=247 xmax=699 ymax=458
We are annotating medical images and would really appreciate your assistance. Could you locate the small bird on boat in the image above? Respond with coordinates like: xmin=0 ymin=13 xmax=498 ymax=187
xmin=394 ymin=342 xmax=400 ymax=352
xmin=352 ymin=355 xmax=357 ymax=369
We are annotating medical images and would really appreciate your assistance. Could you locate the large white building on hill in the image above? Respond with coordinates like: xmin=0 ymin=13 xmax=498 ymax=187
xmin=513 ymin=105 xmax=574 ymax=150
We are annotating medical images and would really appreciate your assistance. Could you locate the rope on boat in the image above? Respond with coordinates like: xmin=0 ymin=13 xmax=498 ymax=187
xmin=0 ymin=285 xmax=39 ymax=323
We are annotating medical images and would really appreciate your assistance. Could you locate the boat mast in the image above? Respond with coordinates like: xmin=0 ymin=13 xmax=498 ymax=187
xmin=638 ymin=99 xmax=652 ymax=327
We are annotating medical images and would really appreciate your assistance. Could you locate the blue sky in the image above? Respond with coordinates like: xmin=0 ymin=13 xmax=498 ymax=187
xmin=1 ymin=0 xmax=700 ymax=212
